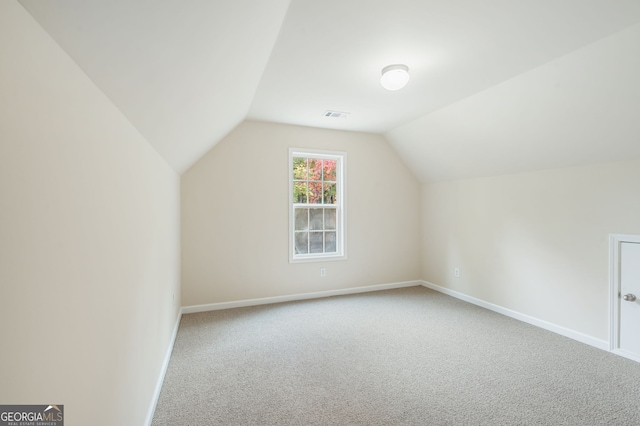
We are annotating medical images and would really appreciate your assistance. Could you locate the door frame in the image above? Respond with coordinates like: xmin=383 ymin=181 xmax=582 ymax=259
xmin=609 ymin=233 xmax=640 ymax=362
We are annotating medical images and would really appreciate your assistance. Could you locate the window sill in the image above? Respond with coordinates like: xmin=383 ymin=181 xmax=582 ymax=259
xmin=289 ymin=253 xmax=347 ymax=264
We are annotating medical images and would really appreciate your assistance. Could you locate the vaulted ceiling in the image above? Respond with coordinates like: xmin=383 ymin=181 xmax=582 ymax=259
xmin=18 ymin=0 xmax=640 ymax=181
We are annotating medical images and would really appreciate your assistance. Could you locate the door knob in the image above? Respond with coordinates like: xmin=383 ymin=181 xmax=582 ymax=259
xmin=623 ymin=294 xmax=637 ymax=302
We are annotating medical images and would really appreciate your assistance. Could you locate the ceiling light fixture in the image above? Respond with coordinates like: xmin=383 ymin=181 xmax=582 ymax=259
xmin=380 ymin=64 xmax=410 ymax=91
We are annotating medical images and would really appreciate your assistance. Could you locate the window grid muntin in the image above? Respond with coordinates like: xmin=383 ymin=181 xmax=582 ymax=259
xmin=290 ymin=150 xmax=344 ymax=261
xmin=292 ymin=157 xmax=337 ymax=206
xmin=293 ymin=206 xmax=338 ymax=255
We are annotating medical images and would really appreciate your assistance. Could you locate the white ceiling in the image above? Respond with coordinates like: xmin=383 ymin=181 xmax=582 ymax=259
xmin=19 ymin=0 xmax=291 ymax=173
xmin=388 ymin=22 xmax=640 ymax=182
xmin=18 ymin=0 xmax=640 ymax=180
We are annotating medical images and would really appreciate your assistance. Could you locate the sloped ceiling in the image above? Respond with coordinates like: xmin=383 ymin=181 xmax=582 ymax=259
xmin=18 ymin=0 xmax=291 ymax=173
xmin=387 ymin=23 xmax=640 ymax=182
xmin=18 ymin=0 xmax=640 ymax=180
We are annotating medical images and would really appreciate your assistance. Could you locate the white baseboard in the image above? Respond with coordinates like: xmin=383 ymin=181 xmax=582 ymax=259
xmin=145 ymin=311 xmax=182 ymax=426
xmin=420 ymin=280 xmax=609 ymax=351
xmin=612 ymin=349 xmax=640 ymax=363
xmin=182 ymin=280 xmax=422 ymax=314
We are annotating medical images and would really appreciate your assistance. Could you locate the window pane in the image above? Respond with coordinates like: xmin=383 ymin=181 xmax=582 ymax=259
xmin=293 ymin=157 xmax=308 ymax=180
xmin=295 ymin=208 xmax=308 ymax=231
xmin=308 ymin=158 xmax=321 ymax=181
xmin=325 ymin=232 xmax=337 ymax=252
xmin=295 ymin=232 xmax=308 ymax=254
xmin=324 ymin=159 xmax=336 ymax=181
xmin=309 ymin=208 xmax=323 ymax=230
xmin=291 ymin=150 xmax=343 ymax=261
xmin=323 ymin=183 xmax=336 ymax=204
xmin=294 ymin=182 xmax=307 ymax=203
xmin=309 ymin=232 xmax=323 ymax=253
xmin=308 ymin=182 xmax=323 ymax=204
xmin=325 ymin=209 xmax=336 ymax=230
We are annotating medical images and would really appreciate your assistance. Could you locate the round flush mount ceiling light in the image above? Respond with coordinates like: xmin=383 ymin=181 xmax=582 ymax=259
xmin=380 ymin=64 xmax=410 ymax=91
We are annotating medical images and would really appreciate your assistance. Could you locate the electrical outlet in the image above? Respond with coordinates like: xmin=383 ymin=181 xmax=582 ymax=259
xmin=320 ymin=267 xmax=326 ymax=277
xmin=454 ymin=268 xmax=460 ymax=278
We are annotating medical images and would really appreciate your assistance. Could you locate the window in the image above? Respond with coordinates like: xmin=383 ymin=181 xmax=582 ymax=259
xmin=289 ymin=149 xmax=346 ymax=262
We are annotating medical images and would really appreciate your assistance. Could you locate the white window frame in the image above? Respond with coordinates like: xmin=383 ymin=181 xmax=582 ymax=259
xmin=289 ymin=148 xmax=347 ymax=263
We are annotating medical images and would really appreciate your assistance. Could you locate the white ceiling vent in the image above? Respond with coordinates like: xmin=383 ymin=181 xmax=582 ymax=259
xmin=324 ymin=110 xmax=350 ymax=119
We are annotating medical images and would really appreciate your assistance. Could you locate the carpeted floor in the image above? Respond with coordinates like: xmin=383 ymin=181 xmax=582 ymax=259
xmin=151 ymin=286 xmax=640 ymax=425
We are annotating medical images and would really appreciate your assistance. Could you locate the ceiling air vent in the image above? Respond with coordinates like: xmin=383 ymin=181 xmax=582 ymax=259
xmin=323 ymin=110 xmax=350 ymax=119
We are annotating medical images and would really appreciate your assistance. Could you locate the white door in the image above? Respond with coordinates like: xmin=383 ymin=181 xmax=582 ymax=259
xmin=619 ymin=242 xmax=640 ymax=358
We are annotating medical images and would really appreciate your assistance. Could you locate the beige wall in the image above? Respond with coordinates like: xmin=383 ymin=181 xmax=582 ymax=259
xmin=0 ymin=2 xmax=180 ymax=425
xmin=181 ymin=120 xmax=421 ymax=305
xmin=421 ymin=159 xmax=640 ymax=340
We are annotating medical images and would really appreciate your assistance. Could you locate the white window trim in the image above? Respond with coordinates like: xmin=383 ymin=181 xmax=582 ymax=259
xmin=289 ymin=147 xmax=347 ymax=263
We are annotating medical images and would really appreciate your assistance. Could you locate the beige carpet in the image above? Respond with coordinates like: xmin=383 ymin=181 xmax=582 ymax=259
xmin=152 ymin=286 xmax=640 ymax=425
